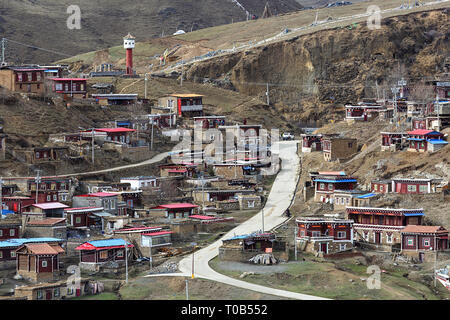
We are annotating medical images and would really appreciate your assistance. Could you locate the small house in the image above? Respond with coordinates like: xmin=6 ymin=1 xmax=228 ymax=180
xmin=158 ymin=93 xmax=203 ymax=118
xmin=312 ymin=173 xmax=357 ymax=203
xmin=322 ymin=137 xmax=358 ymax=162
xmin=219 ymin=232 xmax=278 ymax=262
xmin=370 ymin=179 xmax=392 ymax=194
xmin=237 ymin=194 xmax=262 ymax=210
xmin=93 ymin=128 xmax=136 ymax=144
xmin=0 ymin=238 xmax=64 ymax=264
xmin=296 ymin=217 xmax=354 ymax=255
xmin=401 ymin=225 xmax=449 ymax=262
xmin=16 ymin=242 xmax=65 ymax=283
xmin=92 ymin=94 xmax=138 ymax=106
xmin=27 ymin=202 xmax=69 ymax=218
xmin=193 ymin=116 xmax=226 ymax=129
xmin=75 ymin=238 xmax=133 ymax=271
xmin=406 ymin=129 xmax=446 ymax=152
xmin=24 ymin=218 xmax=67 ymax=240
xmin=72 ymin=192 xmax=122 ymax=216
xmin=0 ymin=218 xmax=21 ymax=240
xmin=300 ymin=134 xmax=323 ymax=153
xmin=120 ymin=176 xmax=158 ymax=190
xmin=51 ymin=78 xmax=87 ymax=99
xmin=150 ymin=203 xmax=198 ymax=220
xmin=0 ymin=66 xmax=45 ymax=94
xmin=3 ymin=196 xmax=35 ymax=214
xmin=391 ymin=178 xmax=442 ymax=194
xmin=380 ymin=132 xmax=407 ymax=151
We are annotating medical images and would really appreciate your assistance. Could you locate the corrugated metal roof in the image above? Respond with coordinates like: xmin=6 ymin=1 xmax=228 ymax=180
xmin=75 ymin=238 xmax=133 ymax=250
xmin=32 ymin=202 xmax=69 ymax=210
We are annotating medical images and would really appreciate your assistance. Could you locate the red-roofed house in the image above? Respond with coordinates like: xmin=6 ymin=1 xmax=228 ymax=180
xmin=75 ymin=239 xmax=133 ymax=271
xmin=93 ymin=128 xmax=136 ymax=144
xmin=401 ymin=225 xmax=449 ymax=262
xmin=16 ymin=243 xmax=65 ymax=282
xmin=150 ymin=203 xmax=198 ymax=219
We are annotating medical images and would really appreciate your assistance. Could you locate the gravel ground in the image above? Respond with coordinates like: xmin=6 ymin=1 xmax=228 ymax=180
xmin=214 ymin=260 xmax=294 ymax=274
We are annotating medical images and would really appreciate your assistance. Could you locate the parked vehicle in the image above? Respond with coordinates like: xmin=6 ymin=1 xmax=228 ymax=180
xmin=281 ymin=132 xmax=294 ymax=140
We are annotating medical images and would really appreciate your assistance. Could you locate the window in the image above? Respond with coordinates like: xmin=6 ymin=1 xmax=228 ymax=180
xmin=312 ymin=231 xmax=321 ymax=237
xmin=407 ymin=238 xmax=414 ymax=246
xmin=419 ymin=185 xmax=428 ymax=193
xmin=337 ymin=231 xmax=346 ymax=239
xmin=380 ymin=185 xmax=384 ymax=192
xmin=248 ymin=201 xmax=255 ymax=208
xmin=17 ymin=73 xmax=23 ymax=82
xmin=55 ymin=83 xmax=63 ymax=91
xmin=75 ymin=217 xmax=81 ymax=224
xmin=67 ymin=287 xmax=74 ymax=295
xmin=319 ymin=183 xmax=325 ymax=190
xmin=42 ymin=260 xmax=47 ymax=268
xmin=36 ymin=73 xmax=41 ymax=81
xmin=300 ymin=230 xmax=305 ymax=237
xmin=0 ymin=251 xmax=2 ymax=259
xmin=423 ymin=238 xmax=431 ymax=247
xmin=0 ymin=230 xmax=2 ymax=236
xmin=328 ymin=184 xmax=334 ymax=190
xmin=117 ymin=250 xmax=124 ymax=258
xmin=54 ymin=288 xmax=60 ymax=297
xmin=407 ymin=185 xmax=417 ymax=193
xmin=47 ymin=195 xmax=51 ymax=202
xmin=339 ymin=244 xmax=346 ymax=251
xmin=348 ymin=142 xmax=353 ymax=148
xmin=37 ymin=84 xmax=40 ymax=89
xmin=386 ymin=233 xmax=393 ymax=243
xmin=100 ymin=251 xmax=108 ymax=259
xmin=9 ymin=229 xmax=15 ymax=236
xmin=37 ymin=290 xmax=43 ymax=300
xmin=111 ymin=200 xmax=115 ymax=209
xmin=10 ymin=251 xmax=15 ymax=258
xmin=364 ymin=232 xmax=369 ymax=241
xmin=60 ymin=194 xmax=67 ymax=201
xmin=373 ymin=184 xmax=378 ymax=191
xmin=53 ymin=194 xmax=57 ymax=201
xmin=27 ymin=72 xmax=32 ymax=81
xmin=51 ymin=183 xmax=56 ymax=190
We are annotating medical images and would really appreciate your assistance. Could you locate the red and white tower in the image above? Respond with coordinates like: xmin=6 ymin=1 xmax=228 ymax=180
xmin=123 ymin=33 xmax=135 ymax=76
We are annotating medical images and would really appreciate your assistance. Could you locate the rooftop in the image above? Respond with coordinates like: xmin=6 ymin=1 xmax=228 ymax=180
xmin=401 ymin=225 xmax=448 ymax=234
xmin=32 ymin=202 xmax=69 ymax=210
xmin=27 ymin=218 xmax=66 ymax=226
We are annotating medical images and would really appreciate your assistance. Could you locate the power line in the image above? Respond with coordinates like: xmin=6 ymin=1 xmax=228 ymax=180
xmin=3 ymin=38 xmax=72 ymax=59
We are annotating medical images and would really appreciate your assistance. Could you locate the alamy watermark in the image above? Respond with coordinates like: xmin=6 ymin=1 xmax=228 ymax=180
xmin=169 ymin=126 xmax=280 ymax=176
xmin=367 ymin=5 xmax=382 ymax=30
xmin=366 ymin=265 xmax=381 ymax=289
xmin=67 ymin=5 xmax=81 ymax=30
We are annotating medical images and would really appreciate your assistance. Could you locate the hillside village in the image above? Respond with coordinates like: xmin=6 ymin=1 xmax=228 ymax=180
xmin=0 ymin=0 xmax=449 ymax=301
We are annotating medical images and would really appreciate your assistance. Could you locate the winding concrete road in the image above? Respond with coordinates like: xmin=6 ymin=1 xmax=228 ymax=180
xmin=146 ymin=141 xmax=330 ymax=300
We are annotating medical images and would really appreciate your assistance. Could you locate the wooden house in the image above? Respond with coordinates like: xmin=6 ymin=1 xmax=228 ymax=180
xmin=92 ymin=94 xmax=138 ymax=106
xmin=370 ymin=179 xmax=392 ymax=194
xmin=300 ymin=134 xmax=323 ymax=153
xmin=312 ymin=173 xmax=358 ymax=203
xmin=72 ymin=192 xmax=122 ymax=216
xmin=0 ymin=218 xmax=21 ymax=240
xmin=0 ymin=238 xmax=64 ymax=264
xmin=27 ymin=202 xmax=69 ymax=218
xmin=0 ymin=66 xmax=45 ymax=94
xmin=16 ymin=242 xmax=65 ymax=282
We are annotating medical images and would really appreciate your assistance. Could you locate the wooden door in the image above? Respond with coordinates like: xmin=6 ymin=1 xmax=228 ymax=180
xmin=320 ymin=243 xmax=327 ymax=254
xmin=45 ymin=290 xmax=52 ymax=300
xmin=375 ymin=232 xmax=381 ymax=244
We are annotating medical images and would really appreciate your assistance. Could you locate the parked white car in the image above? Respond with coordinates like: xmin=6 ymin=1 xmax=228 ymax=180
xmin=281 ymin=132 xmax=294 ymax=140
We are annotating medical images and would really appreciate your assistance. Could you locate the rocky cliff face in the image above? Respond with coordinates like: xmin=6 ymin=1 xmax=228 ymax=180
xmin=185 ymin=9 xmax=449 ymax=122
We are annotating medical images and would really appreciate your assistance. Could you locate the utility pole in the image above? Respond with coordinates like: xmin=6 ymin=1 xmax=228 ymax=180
xmin=149 ymin=237 xmax=153 ymax=270
xmin=201 ymin=173 xmax=205 ymax=214
xmin=91 ymin=128 xmax=95 ymax=167
xmin=266 ymin=83 xmax=270 ymax=105
xmin=180 ymin=65 xmax=184 ymax=87
xmin=191 ymin=242 xmax=197 ymax=279
xmin=294 ymin=225 xmax=298 ymax=261
xmin=185 ymin=279 xmax=189 ymax=300
xmin=125 ymin=240 xmax=128 ymax=284
xmin=35 ymin=170 xmax=41 ymax=204
xmin=391 ymin=87 xmax=400 ymax=127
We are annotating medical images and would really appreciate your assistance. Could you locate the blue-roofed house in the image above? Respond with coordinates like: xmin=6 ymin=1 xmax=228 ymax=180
xmin=219 ymin=232 xmax=281 ymax=262
xmin=75 ymin=238 xmax=133 ymax=271
xmin=312 ymin=173 xmax=358 ymax=203
xmin=406 ymin=129 xmax=445 ymax=152
xmin=333 ymin=190 xmax=376 ymax=211
xmin=0 ymin=237 xmax=64 ymax=264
